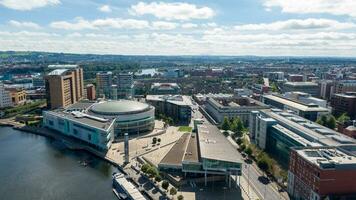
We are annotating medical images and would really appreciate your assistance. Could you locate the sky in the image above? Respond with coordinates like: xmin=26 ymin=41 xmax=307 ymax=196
xmin=0 ymin=0 xmax=356 ymax=56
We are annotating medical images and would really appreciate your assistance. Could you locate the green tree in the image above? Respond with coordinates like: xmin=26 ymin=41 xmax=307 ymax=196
xmin=326 ymin=115 xmax=336 ymax=130
xmin=236 ymin=137 xmax=243 ymax=145
xmin=141 ymin=163 xmax=150 ymax=173
xmin=235 ymin=117 xmax=245 ymax=137
xmin=257 ymin=157 xmax=270 ymax=172
xmin=147 ymin=166 xmax=158 ymax=178
xmin=152 ymin=137 xmax=157 ymax=144
xmin=162 ymin=180 xmax=169 ymax=190
xmin=170 ymin=187 xmax=177 ymax=196
xmin=337 ymin=113 xmax=350 ymax=124
xmin=177 ymin=195 xmax=184 ymax=200
xmin=245 ymin=146 xmax=253 ymax=157
xmin=155 ymin=175 xmax=162 ymax=182
xmin=221 ymin=117 xmax=230 ymax=131
xmin=239 ymin=143 xmax=246 ymax=152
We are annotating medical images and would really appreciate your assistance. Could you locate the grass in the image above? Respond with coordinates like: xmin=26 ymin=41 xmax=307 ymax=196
xmin=178 ymin=126 xmax=192 ymax=132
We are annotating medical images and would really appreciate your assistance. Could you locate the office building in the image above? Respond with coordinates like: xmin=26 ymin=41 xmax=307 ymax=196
xmin=159 ymin=124 xmax=242 ymax=185
xmin=282 ymin=82 xmax=319 ymax=97
xmin=96 ymin=72 xmax=113 ymax=99
xmin=265 ymin=72 xmax=284 ymax=81
xmin=0 ymin=83 xmax=12 ymax=108
xmin=32 ymin=76 xmax=45 ymax=88
xmin=330 ymin=92 xmax=356 ymax=119
xmin=284 ymin=92 xmax=327 ymax=108
xmin=117 ymin=72 xmax=133 ymax=99
xmin=333 ymin=80 xmax=356 ymax=94
xmin=205 ymin=96 xmax=269 ymax=125
xmin=45 ymin=66 xmax=84 ymax=109
xmin=288 ymin=146 xmax=356 ymax=200
xmin=249 ymin=109 xmax=355 ymax=167
xmin=150 ymin=83 xmax=181 ymax=95
xmin=288 ymin=74 xmax=304 ymax=82
xmin=263 ymin=94 xmax=329 ymax=121
xmin=86 ymin=84 xmax=96 ymax=100
xmin=146 ymin=95 xmax=192 ymax=123
xmin=320 ymin=80 xmax=334 ymax=100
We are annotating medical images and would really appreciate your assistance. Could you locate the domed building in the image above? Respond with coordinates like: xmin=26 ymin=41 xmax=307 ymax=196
xmin=88 ymin=100 xmax=155 ymax=137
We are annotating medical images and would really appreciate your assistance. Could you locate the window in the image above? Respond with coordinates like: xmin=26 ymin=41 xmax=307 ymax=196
xmin=88 ymin=134 xmax=92 ymax=141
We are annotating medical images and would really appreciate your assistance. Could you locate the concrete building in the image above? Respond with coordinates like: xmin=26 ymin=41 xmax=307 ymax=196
xmin=117 ymin=72 xmax=134 ymax=99
xmin=330 ymin=92 xmax=356 ymax=120
xmin=263 ymin=94 xmax=329 ymax=121
xmin=205 ymin=96 xmax=269 ymax=125
xmin=288 ymin=74 xmax=304 ymax=82
xmin=0 ymin=83 xmax=12 ymax=108
xmin=32 ymin=76 xmax=45 ymax=88
xmin=265 ymin=72 xmax=284 ymax=81
xmin=150 ymin=83 xmax=181 ymax=95
xmin=6 ymin=87 xmax=27 ymax=105
xmin=320 ymin=80 xmax=334 ymax=100
xmin=333 ymin=80 xmax=356 ymax=94
xmin=282 ymin=82 xmax=319 ymax=97
xmin=158 ymin=124 xmax=242 ymax=186
xmin=146 ymin=95 xmax=192 ymax=123
xmin=284 ymin=92 xmax=327 ymax=108
xmin=43 ymin=106 xmax=115 ymax=151
xmin=86 ymin=84 xmax=96 ymax=100
xmin=288 ymin=146 xmax=356 ymax=200
xmin=249 ymin=109 xmax=355 ymax=167
xmin=96 ymin=72 xmax=113 ymax=99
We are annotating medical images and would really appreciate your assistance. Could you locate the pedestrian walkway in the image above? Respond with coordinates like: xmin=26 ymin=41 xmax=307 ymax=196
xmin=232 ymin=175 xmax=260 ymax=200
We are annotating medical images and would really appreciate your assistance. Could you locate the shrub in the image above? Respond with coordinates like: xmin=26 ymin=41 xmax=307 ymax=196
xmin=161 ymin=180 xmax=169 ymax=190
xmin=152 ymin=137 xmax=157 ymax=144
xmin=141 ymin=163 xmax=150 ymax=173
xmin=177 ymin=195 xmax=184 ymax=200
xmin=170 ymin=187 xmax=177 ymax=196
xmin=155 ymin=175 xmax=162 ymax=182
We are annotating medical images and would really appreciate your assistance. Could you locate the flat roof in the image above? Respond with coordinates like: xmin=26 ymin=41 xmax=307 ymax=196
xmin=159 ymin=132 xmax=191 ymax=167
xmin=284 ymin=82 xmax=318 ymax=86
xmin=146 ymin=95 xmax=193 ymax=106
xmin=47 ymin=69 xmax=69 ymax=76
xmin=264 ymin=94 xmax=329 ymax=112
xmin=183 ymin=133 xmax=199 ymax=163
xmin=197 ymin=124 xmax=242 ymax=163
xmin=113 ymin=174 xmax=146 ymax=200
xmin=48 ymin=64 xmax=79 ymax=69
xmin=46 ymin=110 xmax=115 ymax=131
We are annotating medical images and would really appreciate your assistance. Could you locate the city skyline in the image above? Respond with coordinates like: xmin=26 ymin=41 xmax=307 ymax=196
xmin=0 ymin=0 xmax=356 ymax=56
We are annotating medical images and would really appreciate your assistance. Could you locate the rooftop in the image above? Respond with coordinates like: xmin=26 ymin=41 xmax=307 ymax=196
xmin=197 ymin=124 xmax=242 ymax=163
xmin=146 ymin=95 xmax=192 ymax=106
xmin=159 ymin=132 xmax=191 ymax=167
xmin=90 ymin=100 xmax=151 ymax=115
xmin=47 ymin=69 xmax=69 ymax=76
xmin=296 ymin=146 xmax=356 ymax=170
xmin=284 ymin=82 xmax=318 ymax=87
xmin=263 ymin=94 xmax=329 ymax=112
xmin=48 ymin=64 xmax=79 ymax=69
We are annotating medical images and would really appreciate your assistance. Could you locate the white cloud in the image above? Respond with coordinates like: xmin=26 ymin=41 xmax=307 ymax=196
xmin=98 ymin=5 xmax=111 ymax=13
xmin=0 ymin=0 xmax=60 ymax=11
xmin=264 ymin=0 xmax=356 ymax=17
xmin=181 ymin=23 xmax=198 ymax=29
xmin=151 ymin=21 xmax=177 ymax=30
xmin=234 ymin=18 xmax=355 ymax=31
xmin=8 ymin=20 xmax=41 ymax=29
xmin=50 ymin=17 xmax=149 ymax=30
xmin=130 ymin=2 xmax=215 ymax=21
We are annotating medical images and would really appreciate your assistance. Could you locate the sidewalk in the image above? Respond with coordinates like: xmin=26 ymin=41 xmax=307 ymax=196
xmin=232 ymin=175 xmax=260 ymax=200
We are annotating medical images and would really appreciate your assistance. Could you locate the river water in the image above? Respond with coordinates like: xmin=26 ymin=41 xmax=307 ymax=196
xmin=0 ymin=126 xmax=117 ymax=200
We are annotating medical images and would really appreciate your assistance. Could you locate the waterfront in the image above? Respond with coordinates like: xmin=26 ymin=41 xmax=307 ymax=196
xmin=0 ymin=126 xmax=117 ymax=200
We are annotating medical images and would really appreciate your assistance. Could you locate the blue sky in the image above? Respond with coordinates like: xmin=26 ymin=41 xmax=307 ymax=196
xmin=0 ymin=0 xmax=356 ymax=56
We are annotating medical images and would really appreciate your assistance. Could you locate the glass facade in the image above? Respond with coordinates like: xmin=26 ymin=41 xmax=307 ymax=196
xmin=202 ymin=158 xmax=241 ymax=171
xmin=115 ymin=116 xmax=155 ymax=136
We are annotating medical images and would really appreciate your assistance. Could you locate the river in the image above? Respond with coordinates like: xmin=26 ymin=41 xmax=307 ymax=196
xmin=0 ymin=126 xmax=118 ymax=200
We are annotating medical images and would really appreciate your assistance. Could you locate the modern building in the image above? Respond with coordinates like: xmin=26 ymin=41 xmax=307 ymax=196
xmin=320 ymin=80 xmax=334 ymax=100
xmin=44 ymin=100 xmax=155 ymax=140
xmin=263 ymin=94 xmax=329 ymax=121
xmin=117 ymin=72 xmax=133 ymax=99
xmin=282 ymin=82 xmax=319 ymax=97
xmin=265 ymin=72 xmax=284 ymax=81
xmin=205 ymin=96 xmax=270 ymax=125
xmin=150 ymin=83 xmax=181 ymax=95
xmin=330 ymin=92 xmax=356 ymax=119
xmin=6 ymin=87 xmax=27 ymax=105
xmin=32 ymin=76 xmax=45 ymax=88
xmin=333 ymin=80 xmax=356 ymax=94
xmin=96 ymin=72 xmax=113 ymax=99
xmin=146 ymin=95 xmax=192 ymax=123
xmin=0 ymin=83 xmax=12 ymax=108
xmin=158 ymin=124 xmax=242 ymax=186
xmin=288 ymin=146 xmax=356 ymax=200
xmin=288 ymin=74 xmax=304 ymax=82
xmin=249 ymin=109 xmax=355 ymax=167
xmin=86 ymin=84 xmax=96 ymax=100
xmin=43 ymin=107 xmax=115 ymax=151
xmin=45 ymin=65 xmax=84 ymax=109
xmin=283 ymin=92 xmax=327 ymax=108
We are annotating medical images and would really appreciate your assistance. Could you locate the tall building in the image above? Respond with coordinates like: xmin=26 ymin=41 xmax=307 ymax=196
xmin=333 ymin=80 xmax=356 ymax=94
xmin=330 ymin=92 xmax=356 ymax=119
xmin=45 ymin=65 xmax=84 ymax=109
xmin=117 ymin=72 xmax=133 ymax=99
xmin=0 ymin=83 xmax=12 ymax=108
xmin=320 ymin=80 xmax=334 ymax=100
xmin=288 ymin=146 xmax=356 ymax=200
xmin=288 ymin=74 xmax=304 ymax=82
xmin=86 ymin=84 xmax=96 ymax=100
xmin=96 ymin=72 xmax=113 ymax=99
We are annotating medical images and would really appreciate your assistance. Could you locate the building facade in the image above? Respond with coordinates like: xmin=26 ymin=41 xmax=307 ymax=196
xmin=6 ymin=88 xmax=27 ymax=105
xmin=150 ymin=83 xmax=181 ymax=95
xmin=0 ymin=83 xmax=12 ymax=108
xmin=86 ymin=84 xmax=96 ymax=100
xmin=330 ymin=92 xmax=356 ymax=120
xmin=117 ymin=73 xmax=133 ymax=99
xmin=96 ymin=72 xmax=113 ymax=99
xmin=282 ymin=82 xmax=319 ymax=97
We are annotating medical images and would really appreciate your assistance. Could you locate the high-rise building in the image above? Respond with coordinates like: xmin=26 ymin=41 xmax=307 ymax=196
xmin=45 ymin=65 xmax=84 ymax=109
xmin=320 ymin=80 xmax=334 ymax=100
xmin=86 ymin=84 xmax=96 ymax=100
xmin=117 ymin=72 xmax=133 ymax=99
xmin=0 ymin=83 xmax=12 ymax=108
xmin=96 ymin=72 xmax=113 ymax=98
xmin=330 ymin=92 xmax=356 ymax=119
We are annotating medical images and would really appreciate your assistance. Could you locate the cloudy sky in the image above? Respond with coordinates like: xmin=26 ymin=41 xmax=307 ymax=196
xmin=0 ymin=0 xmax=356 ymax=56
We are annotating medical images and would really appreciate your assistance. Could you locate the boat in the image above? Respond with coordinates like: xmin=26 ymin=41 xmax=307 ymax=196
xmin=112 ymin=172 xmax=146 ymax=200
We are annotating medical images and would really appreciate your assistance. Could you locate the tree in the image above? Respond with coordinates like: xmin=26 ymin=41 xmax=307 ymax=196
xmin=257 ymin=157 xmax=269 ymax=172
xmin=326 ymin=115 xmax=336 ymax=130
xmin=245 ymin=146 xmax=253 ymax=157
xmin=235 ymin=117 xmax=245 ymax=137
xmin=236 ymin=137 xmax=243 ymax=145
xmin=157 ymin=138 xmax=161 ymax=143
xmin=162 ymin=180 xmax=169 ymax=190
xmin=221 ymin=117 xmax=230 ymax=131
xmin=152 ymin=137 xmax=157 ymax=144
xmin=170 ymin=187 xmax=177 ymax=196
xmin=141 ymin=163 xmax=150 ymax=173
xmin=155 ymin=175 xmax=162 ymax=182
xmin=177 ymin=195 xmax=184 ymax=200
xmin=239 ymin=143 xmax=246 ymax=152
xmin=337 ymin=113 xmax=350 ymax=124
xmin=147 ymin=166 xmax=158 ymax=178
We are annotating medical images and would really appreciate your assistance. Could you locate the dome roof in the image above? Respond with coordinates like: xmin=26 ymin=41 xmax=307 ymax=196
xmin=90 ymin=100 xmax=150 ymax=115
